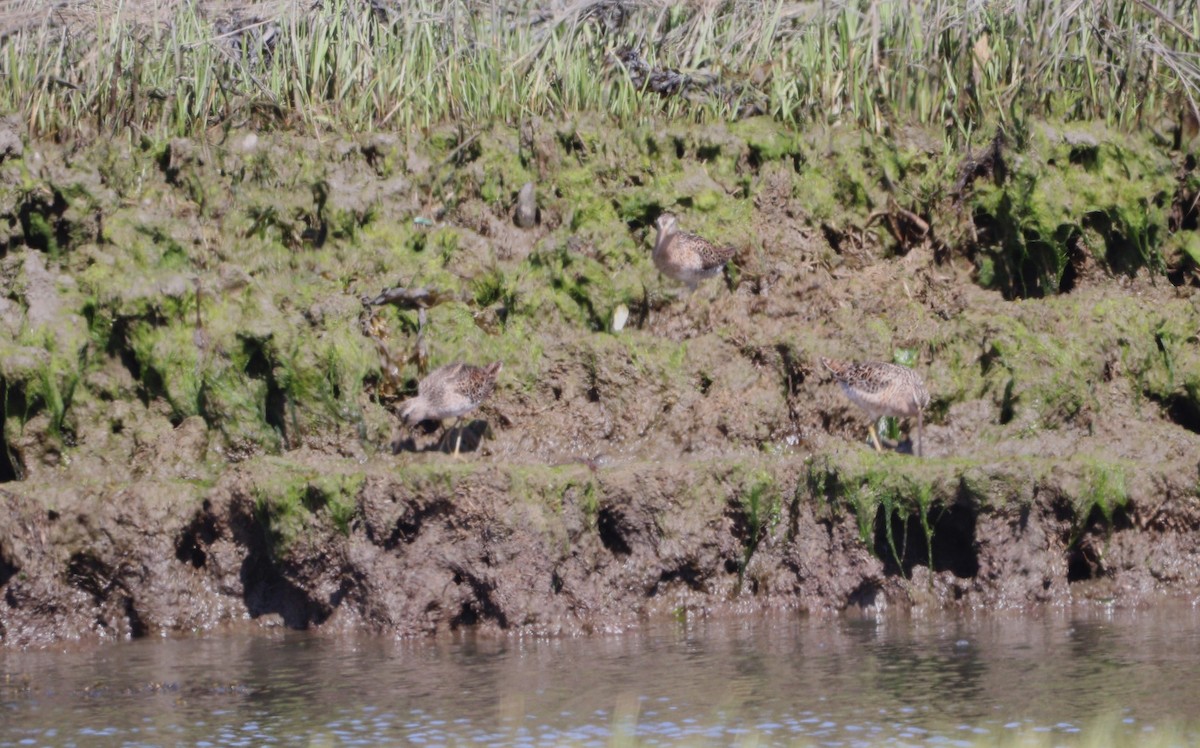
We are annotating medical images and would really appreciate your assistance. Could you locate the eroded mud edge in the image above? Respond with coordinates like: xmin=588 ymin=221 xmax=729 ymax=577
xmin=2 ymin=451 xmax=1198 ymax=647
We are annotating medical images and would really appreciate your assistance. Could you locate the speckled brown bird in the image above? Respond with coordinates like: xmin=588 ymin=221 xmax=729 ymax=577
xmin=399 ymin=361 xmax=502 ymax=456
xmin=821 ymin=357 xmax=930 ymax=457
xmin=652 ymin=214 xmax=736 ymax=292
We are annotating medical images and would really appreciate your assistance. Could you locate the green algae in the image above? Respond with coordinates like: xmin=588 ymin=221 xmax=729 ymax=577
xmin=0 ymin=257 xmax=91 ymax=447
xmin=827 ymin=454 xmax=940 ymax=566
xmin=5 ymin=328 xmax=83 ymax=441
xmin=730 ymin=117 xmax=804 ymax=163
xmin=469 ymin=130 xmax=535 ymax=209
xmin=735 ymin=477 xmax=781 ymax=583
xmin=251 ymin=460 xmax=366 ymax=557
xmin=972 ymin=125 xmax=1177 ymax=297
xmin=802 ymin=451 xmax=1135 ymax=570
xmin=923 ymin=290 xmax=1200 ymax=437
xmin=1081 ymin=460 xmax=1128 ymax=526
xmin=527 ymin=242 xmax=643 ymax=333
xmin=793 ymin=168 xmax=839 ymax=222
xmin=503 ymin=463 xmax=602 ymax=544
xmin=2 ymin=114 xmax=1197 ymax=539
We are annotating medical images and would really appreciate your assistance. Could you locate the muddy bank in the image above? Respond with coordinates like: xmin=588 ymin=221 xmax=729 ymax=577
xmin=1 ymin=113 xmax=1199 ymax=645
xmin=2 ymin=449 xmax=1199 ymax=647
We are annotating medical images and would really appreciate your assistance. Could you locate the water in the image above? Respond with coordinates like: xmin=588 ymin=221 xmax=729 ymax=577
xmin=3 ymin=603 xmax=1200 ymax=747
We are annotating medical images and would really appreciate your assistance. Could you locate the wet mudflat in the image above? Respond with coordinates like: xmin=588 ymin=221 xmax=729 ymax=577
xmin=3 ymin=602 xmax=1199 ymax=747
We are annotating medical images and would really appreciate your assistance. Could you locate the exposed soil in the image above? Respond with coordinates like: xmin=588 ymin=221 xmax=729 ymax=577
xmin=2 ymin=447 xmax=1199 ymax=647
xmin=1 ymin=113 xmax=1199 ymax=646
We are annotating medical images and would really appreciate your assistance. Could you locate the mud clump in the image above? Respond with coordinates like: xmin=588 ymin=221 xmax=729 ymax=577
xmin=0 ymin=117 xmax=23 ymax=164
xmin=514 ymin=181 xmax=538 ymax=228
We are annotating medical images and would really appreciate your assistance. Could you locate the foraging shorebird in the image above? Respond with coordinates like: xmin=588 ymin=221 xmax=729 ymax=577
xmin=399 ymin=361 xmax=502 ymax=456
xmin=821 ymin=357 xmax=930 ymax=457
xmin=652 ymin=214 xmax=736 ymax=293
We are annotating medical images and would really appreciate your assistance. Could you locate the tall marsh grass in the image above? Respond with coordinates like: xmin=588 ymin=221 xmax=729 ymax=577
xmin=0 ymin=0 xmax=1198 ymax=138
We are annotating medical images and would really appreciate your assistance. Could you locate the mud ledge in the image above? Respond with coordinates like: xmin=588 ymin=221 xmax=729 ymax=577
xmin=1 ymin=449 xmax=1197 ymax=646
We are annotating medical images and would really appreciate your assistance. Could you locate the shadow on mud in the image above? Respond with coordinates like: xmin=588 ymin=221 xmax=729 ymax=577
xmin=391 ymin=419 xmax=493 ymax=455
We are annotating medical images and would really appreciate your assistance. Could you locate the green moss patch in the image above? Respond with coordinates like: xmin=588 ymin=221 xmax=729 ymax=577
xmin=251 ymin=460 xmax=366 ymax=558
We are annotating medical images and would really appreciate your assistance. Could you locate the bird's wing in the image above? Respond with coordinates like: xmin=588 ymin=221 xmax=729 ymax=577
xmin=687 ymin=234 xmax=736 ymax=270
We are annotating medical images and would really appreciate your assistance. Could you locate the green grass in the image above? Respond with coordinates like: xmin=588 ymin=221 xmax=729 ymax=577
xmin=1 ymin=0 xmax=1196 ymax=139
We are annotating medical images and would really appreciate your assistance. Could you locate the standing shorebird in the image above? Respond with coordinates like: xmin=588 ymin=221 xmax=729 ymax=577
xmin=398 ymin=361 xmax=502 ymax=456
xmin=821 ymin=357 xmax=930 ymax=457
xmin=652 ymin=214 xmax=736 ymax=293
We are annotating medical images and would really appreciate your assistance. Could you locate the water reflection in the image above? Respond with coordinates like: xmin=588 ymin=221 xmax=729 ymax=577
xmin=2 ymin=602 xmax=1199 ymax=746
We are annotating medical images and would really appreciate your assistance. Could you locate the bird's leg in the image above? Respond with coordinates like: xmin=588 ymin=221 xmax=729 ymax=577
xmin=868 ymin=421 xmax=884 ymax=452
xmin=451 ymin=416 xmax=465 ymax=457
xmin=389 ymin=422 xmax=403 ymax=455
xmin=639 ymin=281 xmax=650 ymax=330
xmin=701 ymin=286 xmax=723 ymax=330
xmin=429 ymin=417 xmax=451 ymax=453
xmin=476 ymin=411 xmax=499 ymax=455
xmin=916 ymin=409 xmax=924 ymax=458
xmin=682 ymin=286 xmax=694 ymax=314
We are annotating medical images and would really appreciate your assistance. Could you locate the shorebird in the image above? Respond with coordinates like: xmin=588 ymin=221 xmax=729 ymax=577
xmin=399 ymin=361 xmax=502 ymax=456
xmin=652 ymin=214 xmax=736 ymax=293
xmin=821 ymin=357 xmax=930 ymax=457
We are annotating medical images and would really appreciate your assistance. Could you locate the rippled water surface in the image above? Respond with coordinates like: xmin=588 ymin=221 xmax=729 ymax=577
xmin=3 ymin=603 xmax=1200 ymax=747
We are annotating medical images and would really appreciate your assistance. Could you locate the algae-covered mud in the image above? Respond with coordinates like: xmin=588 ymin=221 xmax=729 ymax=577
xmin=1 ymin=1 xmax=1200 ymax=646
xmin=2 ymin=113 xmax=1198 ymax=646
